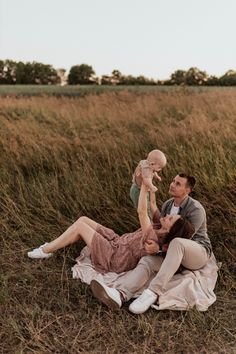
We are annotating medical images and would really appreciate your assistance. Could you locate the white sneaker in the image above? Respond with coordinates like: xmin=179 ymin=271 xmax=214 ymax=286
xmin=90 ymin=279 xmax=122 ymax=310
xmin=129 ymin=289 xmax=157 ymax=314
xmin=27 ymin=243 xmax=53 ymax=259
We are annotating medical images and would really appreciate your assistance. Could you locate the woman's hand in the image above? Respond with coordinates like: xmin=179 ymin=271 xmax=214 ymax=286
xmin=144 ymin=240 xmax=160 ymax=254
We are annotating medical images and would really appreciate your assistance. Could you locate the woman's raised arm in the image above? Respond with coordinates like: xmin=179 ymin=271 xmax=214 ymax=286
xmin=137 ymin=183 xmax=152 ymax=234
xmin=149 ymin=190 xmax=158 ymax=216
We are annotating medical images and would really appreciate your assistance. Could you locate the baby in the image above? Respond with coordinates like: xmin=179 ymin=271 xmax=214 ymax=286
xmin=130 ymin=149 xmax=167 ymax=209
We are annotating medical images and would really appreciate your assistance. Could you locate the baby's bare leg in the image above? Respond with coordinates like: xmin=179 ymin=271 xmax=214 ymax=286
xmin=142 ymin=177 xmax=157 ymax=192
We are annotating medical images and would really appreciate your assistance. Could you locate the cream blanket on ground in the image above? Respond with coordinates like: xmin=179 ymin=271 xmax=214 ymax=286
xmin=72 ymin=247 xmax=219 ymax=311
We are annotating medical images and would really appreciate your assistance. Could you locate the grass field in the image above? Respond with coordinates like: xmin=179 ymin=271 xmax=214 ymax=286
xmin=0 ymin=84 xmax=236 ymax=98
xmin=0 ymin=88 xmax=236 ymax=353
xmin=0 ymin=84 xmax=173 ymax=97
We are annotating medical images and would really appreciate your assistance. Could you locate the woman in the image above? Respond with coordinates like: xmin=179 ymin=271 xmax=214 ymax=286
xmin=28 ymin=183 xmax=194 ymax=274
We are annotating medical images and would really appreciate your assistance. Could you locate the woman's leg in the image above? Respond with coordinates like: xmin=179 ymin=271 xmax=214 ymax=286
xmin=43 ymin=216 xmax=98 ymax=253
xmin=79 ymin=216 xmax=99 ymax=231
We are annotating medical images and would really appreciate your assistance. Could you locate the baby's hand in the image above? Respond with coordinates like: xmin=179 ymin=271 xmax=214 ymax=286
xmin=153 ymin=172 xmax=162 ymax=182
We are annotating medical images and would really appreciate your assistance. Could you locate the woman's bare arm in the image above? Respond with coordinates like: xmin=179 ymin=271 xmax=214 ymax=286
xmin=144 ymin=190 xmax=161 ymax=254
xmin=150 ymin=190 xmax=158 ymax=216
xmin=137 ymin=183 xmax=151 ymax=234
xmin=150 ymin=190 xmax=162 ymax=226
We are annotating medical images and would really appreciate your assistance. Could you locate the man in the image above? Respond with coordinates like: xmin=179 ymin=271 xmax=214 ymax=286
xmin=90 ymin=173 xmax=213 ymax=314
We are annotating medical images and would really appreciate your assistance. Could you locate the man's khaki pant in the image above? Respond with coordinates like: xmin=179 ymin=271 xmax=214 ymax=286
xmin=113 ymin=238 xmax=209 ymax=301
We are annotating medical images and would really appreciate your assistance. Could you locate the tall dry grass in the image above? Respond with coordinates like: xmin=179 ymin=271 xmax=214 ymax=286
xmin=0 ymin=89 xmax=236 ymax=353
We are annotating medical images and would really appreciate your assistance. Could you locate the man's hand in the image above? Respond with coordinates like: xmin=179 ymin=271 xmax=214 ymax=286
xmin=144 ymin=240 xmax=160 ymax=254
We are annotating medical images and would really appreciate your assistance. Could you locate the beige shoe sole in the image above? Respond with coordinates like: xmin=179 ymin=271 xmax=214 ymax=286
xmin=90 ymin=280 xmax=121 ymax=310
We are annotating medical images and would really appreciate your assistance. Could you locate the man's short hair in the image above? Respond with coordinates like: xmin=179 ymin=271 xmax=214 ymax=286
xmin=178 ymin=173 xmax=196 ymax=190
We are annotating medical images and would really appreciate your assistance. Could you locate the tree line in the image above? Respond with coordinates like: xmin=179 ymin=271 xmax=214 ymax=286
xmin=1 ymin=59 xmax=236 ymax=86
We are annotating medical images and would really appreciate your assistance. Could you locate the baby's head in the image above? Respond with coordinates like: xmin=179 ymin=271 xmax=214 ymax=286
xmin=147 ymin=149 xmax=167 ymax=172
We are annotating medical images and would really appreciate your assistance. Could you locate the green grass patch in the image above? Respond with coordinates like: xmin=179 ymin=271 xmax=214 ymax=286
xmin=1 ymin=84 xmax=236 ymax=98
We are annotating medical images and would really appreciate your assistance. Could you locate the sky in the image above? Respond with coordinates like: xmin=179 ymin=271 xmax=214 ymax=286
xmin=0 ymin=0 xmax=236 ymax=80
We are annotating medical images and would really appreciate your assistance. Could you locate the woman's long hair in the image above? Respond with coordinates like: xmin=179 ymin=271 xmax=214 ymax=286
xmin=163 ymin=217 xmax=195 ymax=245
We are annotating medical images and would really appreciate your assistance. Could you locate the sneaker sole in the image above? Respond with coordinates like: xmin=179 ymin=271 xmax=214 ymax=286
xmin=129 ymin=305 xmax=147 ymax=314
xmin=27 ymin=252 xmax=53 ymax=259
xmin=90 ymin=280 xmax=121 ymax=310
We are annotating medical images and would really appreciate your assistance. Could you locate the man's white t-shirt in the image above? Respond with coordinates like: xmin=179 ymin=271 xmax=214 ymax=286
xmin=169 ymin=204 xmax=180 ymax=215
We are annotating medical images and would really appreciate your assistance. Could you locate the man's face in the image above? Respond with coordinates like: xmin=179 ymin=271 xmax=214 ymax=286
xmin=169 ymin=175 xmax=190 ymax=198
